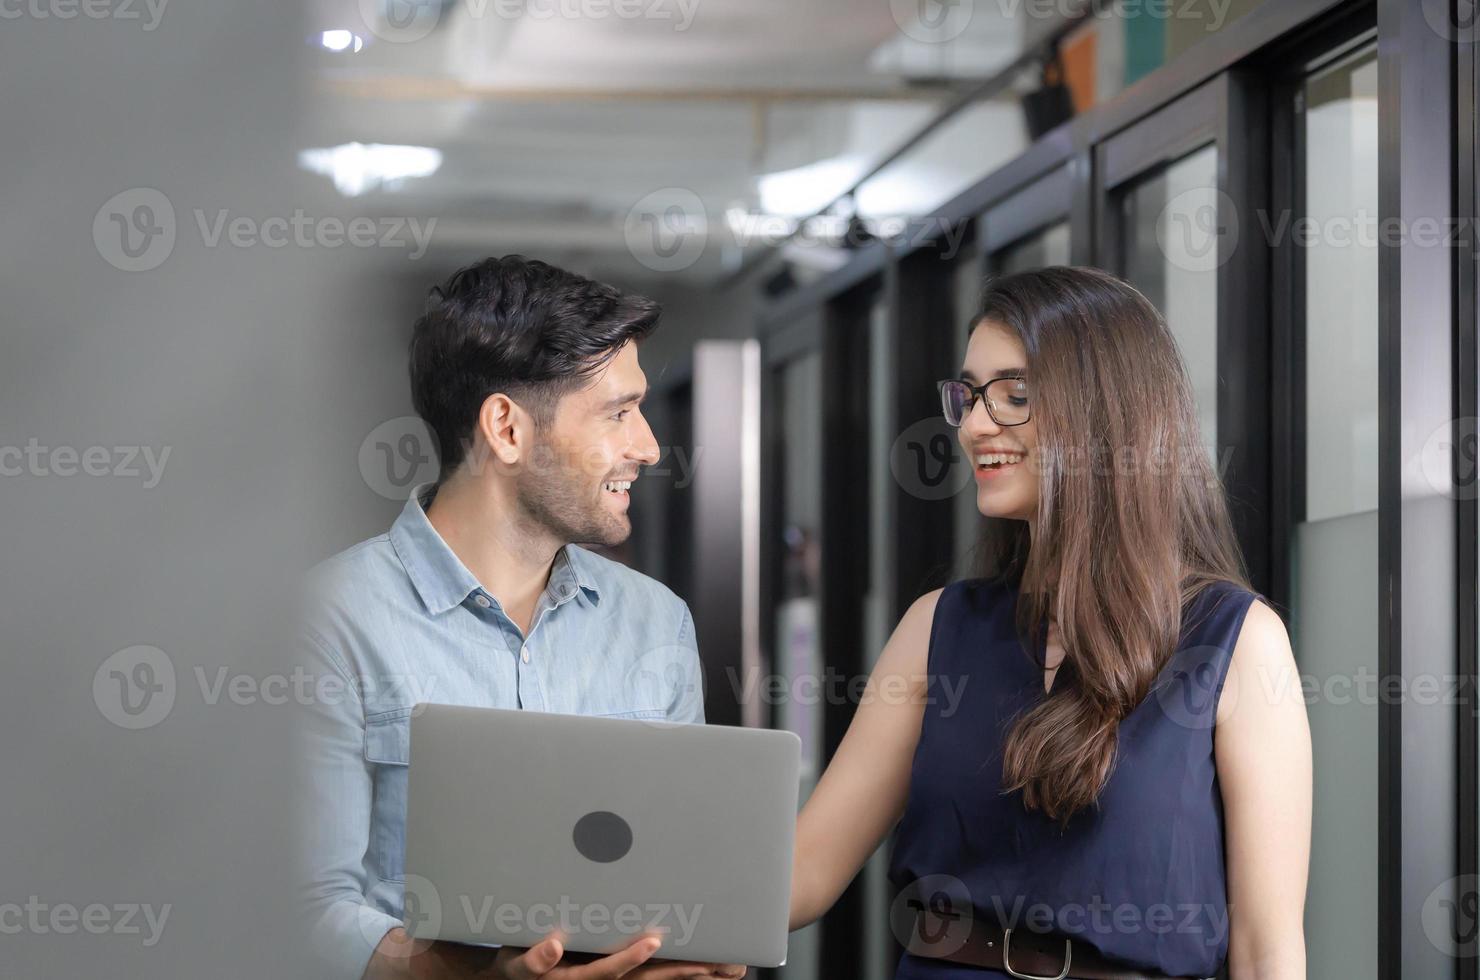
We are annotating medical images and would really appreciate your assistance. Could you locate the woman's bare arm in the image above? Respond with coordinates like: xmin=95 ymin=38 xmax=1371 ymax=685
xmin=1215 ymin=599 xmax=1312 ymax=980
xmin=789 ymin=589 xmax=941 ymax=931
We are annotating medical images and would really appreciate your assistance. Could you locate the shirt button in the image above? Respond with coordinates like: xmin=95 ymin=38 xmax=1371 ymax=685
xmin=474 ymin=595 xmax=491 ymax=608
xmin=520 ymin=646 xmax=530 ymax=664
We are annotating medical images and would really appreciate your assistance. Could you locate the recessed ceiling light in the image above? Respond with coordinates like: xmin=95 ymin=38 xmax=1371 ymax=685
xmin=298 ymin=143 xmax=443 ymax=197
xmin=317 ymin=30 xmax=364 ymax=53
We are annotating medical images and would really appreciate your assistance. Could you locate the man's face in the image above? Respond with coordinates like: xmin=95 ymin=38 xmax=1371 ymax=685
xmin=515 ymin=341 xmax=661 ymax=548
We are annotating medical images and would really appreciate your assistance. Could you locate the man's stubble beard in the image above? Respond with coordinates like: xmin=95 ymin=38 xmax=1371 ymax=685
xmin=514 ymin=449 xmax=630 ymax=549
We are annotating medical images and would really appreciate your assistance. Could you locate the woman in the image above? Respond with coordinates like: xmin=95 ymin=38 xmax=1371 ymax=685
xmin=788 ymin=267 xmax=1311 ymax=979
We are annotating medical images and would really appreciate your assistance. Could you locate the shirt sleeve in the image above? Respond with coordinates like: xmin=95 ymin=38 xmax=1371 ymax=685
xmin=667 ymin=602 xmax=706 ymax=725
xmin=296 ymin=628 xmax=402 ymax=980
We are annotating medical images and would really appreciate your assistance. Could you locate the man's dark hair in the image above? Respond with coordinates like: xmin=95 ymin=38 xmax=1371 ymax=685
xmin=409 ymin=254 xmax=661 ymax=474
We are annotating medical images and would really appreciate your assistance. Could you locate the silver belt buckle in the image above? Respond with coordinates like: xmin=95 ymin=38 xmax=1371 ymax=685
xmin=1002 ymin=926 xmax=1072 ymax=980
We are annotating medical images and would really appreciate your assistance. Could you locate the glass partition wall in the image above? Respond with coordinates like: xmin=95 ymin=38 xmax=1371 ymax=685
xmin=746 ymin=2 xmax=1472 ymax=977
xmin=761 ymin=281 xmax=881 ymax=980
xmin=1276 ymin=34 xmax=1381 ymax=980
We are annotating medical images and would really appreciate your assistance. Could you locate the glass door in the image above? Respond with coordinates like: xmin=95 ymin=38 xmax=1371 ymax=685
xmin=761 ymin=312 xmax=825 ymax=980
xmin=760 ymin=280 xmax=879 ymax=980
xmin=1095 ymin=72 xmax=1273 ymax=594
xmin=1272 ymin=35 xmax=1380 ymax=980
xmin=948 ymin=160 xmax=1084 ymax=578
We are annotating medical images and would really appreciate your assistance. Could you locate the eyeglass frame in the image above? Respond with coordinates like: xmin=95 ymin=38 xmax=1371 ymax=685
xmin=936 ymin=376 xmax=1031 ymax=427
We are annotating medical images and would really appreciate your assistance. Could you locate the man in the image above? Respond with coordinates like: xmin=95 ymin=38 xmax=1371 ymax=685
xmin=298 ymin=256 xmax=738 ymax=980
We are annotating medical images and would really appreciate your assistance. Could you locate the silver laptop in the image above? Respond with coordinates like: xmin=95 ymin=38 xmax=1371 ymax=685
xmin=402 ymin=703 xmax=801 ymax=967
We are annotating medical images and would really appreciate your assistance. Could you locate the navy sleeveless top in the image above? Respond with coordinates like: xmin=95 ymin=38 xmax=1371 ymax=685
xmin=888 ymin=577 xmax=1260 ymax=980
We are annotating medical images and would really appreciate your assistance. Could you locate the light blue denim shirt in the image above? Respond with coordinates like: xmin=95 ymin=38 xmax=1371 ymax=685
xmin=296 ymin=482 xmax=703 ymax=980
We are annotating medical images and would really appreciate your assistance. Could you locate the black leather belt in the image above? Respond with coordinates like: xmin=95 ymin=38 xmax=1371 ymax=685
xmin=906 ymin=908 xmax=1214 ymax=980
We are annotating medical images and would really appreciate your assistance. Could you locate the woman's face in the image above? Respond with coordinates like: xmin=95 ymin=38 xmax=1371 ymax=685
xmin=958 ymin=318 xmax=1038 ymax=523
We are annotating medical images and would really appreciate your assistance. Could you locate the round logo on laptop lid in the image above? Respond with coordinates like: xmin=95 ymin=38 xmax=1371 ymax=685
xmin=573 ymin=810 xmax=633 ymax=863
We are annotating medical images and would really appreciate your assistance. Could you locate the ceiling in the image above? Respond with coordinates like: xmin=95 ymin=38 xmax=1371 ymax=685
xmin=299 ymin=0 xmax=1042 ymax=284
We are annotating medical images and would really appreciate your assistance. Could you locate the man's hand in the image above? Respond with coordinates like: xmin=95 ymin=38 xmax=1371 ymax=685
xmin=366 ymin=926 xmax=746 ymax=980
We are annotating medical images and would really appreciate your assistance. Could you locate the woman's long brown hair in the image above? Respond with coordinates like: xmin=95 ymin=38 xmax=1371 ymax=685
xmin=973 ymin=266 xmax=1252 ymax=828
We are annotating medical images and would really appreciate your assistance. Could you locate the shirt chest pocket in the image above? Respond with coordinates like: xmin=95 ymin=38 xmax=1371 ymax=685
xmin=363 ymin=708 xmax=412 ymax=883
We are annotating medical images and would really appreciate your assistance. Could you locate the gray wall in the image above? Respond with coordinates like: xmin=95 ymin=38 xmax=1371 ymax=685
xmin=0 ymin=6 xmax=439 ymax=976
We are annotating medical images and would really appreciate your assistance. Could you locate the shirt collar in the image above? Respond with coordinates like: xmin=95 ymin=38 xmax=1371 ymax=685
xmin=547 ymin=542 xmax=602 ymax=607
xmin=390 ymin=482 xmax=601 ymax=616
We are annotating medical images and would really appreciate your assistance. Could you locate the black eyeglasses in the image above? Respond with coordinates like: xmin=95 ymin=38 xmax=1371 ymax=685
xmin=937 ymin=377 xmax=1031 ymax=427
